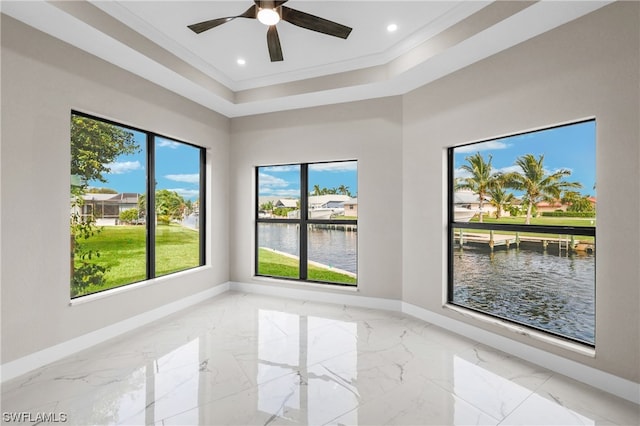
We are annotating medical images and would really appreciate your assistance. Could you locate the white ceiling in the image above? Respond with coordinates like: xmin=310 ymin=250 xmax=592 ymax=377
xmin=1 ymin=1 xmax=612 ymax=117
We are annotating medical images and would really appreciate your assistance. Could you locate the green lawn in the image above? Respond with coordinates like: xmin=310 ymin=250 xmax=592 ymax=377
xmin=463 ymin=215 xmax=595 ymax=242
xmin=74 ymin=224 xmax=199 ymax=296
xmin=473 ymin=215 xmax=596 ymax=227
xmin=257 ymin=248 xmax=357 ymax=285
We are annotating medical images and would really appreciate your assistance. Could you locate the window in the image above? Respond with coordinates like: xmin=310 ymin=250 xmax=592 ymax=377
xmin=70 ymin=112 xmax=205 ymax=298
xmin=256 ymin=161 xmax=357 ymax=285
xmin=448 ymin=120 xmax=596 ymax=346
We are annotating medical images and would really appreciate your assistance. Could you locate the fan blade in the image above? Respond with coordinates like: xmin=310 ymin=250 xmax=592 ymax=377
xmin=267 ymin=25 xmax=283 ymax=62
xmin=188 ymin=5 xmax=257 ymax=34
xmin=281 ymin=6 xmax=352 ymax=39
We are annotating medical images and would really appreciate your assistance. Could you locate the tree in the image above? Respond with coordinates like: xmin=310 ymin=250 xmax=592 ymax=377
xmin=71 ymin=115 xmax=139 ymax=184
xmin=337 ymin=184 xmax=351 ymax=196
xmin=562 ymin=191 xmax=595 ymax=213
xmin=86 ymin=187 xmax=118 ymax=194
xmin=155 ymin=189 xmax=186 ymax=221
xmin=70 ymin=197 xmax=108 ymax=298
xmin=311 ymin=185 xmax=352 ymax=197
xmin=260 ymin=200 xmax=274 ymax=212
xmin=70 ymin=115 xmax=140 ymax=297
xmin=487 ymin=186 xmax=514 ymax=219
xmin=505 ymin=154 xmax=582 ymax=224
xmin=455 ymin=152 xmax=496 ymax=223
xmin=119 ymin=208 xmax=139 ymax=224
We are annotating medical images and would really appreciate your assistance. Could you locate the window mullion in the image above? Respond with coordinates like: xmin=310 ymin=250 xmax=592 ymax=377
xmin=300 ymin=164 xmax=309 ymax=280
xmin=147 ymin=134 xmax=156 ymax=279
xmin=199 ymin=148 xmax=206 ymax=265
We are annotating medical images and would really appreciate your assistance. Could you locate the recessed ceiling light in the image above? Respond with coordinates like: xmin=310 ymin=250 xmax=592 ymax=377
xmin=237 ymin=58 xmax=246 ymax=66
xmin=387 ymin=23 xmax=398 ymax=33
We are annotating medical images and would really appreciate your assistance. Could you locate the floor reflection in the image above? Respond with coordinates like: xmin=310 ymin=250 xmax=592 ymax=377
xmin=257 ymin=310 xmax=359 ymax=425
xmin=1 ymin=293 xmax=637 ymax=425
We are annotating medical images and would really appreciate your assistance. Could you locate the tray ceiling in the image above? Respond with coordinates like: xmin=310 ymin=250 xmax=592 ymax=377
xmin=1 ymin=1 xmax=612 ymax=117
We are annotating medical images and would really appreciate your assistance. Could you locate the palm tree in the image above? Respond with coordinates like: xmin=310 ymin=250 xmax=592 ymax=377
xmin=505 ymin=154 xmax=582 ymax=224
xmin=337 ymin=184 xmax=350 ymax=196
xmin=260 ymin=200 xmax=274 ymax=213
xmin=562 ymin=190 xmax=594 ymax=213
xmin=456 ymin=152 xmax=495 ymax=223
xmin=487 ymin=186 xmax=514 ymax=219
xmin=312 ymin=184 xmax=322 ymax=196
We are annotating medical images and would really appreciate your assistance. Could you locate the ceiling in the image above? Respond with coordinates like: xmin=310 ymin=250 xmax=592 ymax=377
xmin=2 ymin=1 xmax=612 ymax=117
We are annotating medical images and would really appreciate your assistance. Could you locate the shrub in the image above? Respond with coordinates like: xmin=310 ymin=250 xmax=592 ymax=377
xmin=157 ymin=215 xmax=171 ymax=225
xmin=119 ymin=208 xmax=139 ymax=224
xmin=541 ymin=211 xmax=596 ymax=218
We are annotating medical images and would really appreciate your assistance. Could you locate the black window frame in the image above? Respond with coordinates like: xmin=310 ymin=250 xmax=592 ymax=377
xmin=71 ymin=110 xmax=206 ymax=299
xmin=447 ymin=120 xmax=596 ymax=346
xmin=255 ymin=160 xmax=358 ymax=285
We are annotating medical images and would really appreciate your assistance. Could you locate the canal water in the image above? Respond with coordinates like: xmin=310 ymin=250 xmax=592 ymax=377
xmin=258 ymin=223 xmax=357 ymax=274
xmin=258 ymin=223 xmax=594 ymax=344
xmin=453 ymin=245 xmax=595 ymax=344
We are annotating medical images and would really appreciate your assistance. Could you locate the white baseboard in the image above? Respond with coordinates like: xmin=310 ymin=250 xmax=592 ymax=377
xmin=0 ymin=282 xmax=230 ymax=383
xmin=401 ymin=302 xmax=640 ymax=405
xmin=231 ymin=281 xmax=638 ymax=404
xmin=3 ymin=280 xmax=638 ymax=405
xmin=229 ymin=281 xmax=402 ymax=312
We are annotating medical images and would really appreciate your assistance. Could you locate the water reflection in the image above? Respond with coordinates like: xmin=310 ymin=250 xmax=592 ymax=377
xmin=258 ymin=223 xmax=357 ymax=274
xmin=453 ymin=245 xmax=595 ymax=344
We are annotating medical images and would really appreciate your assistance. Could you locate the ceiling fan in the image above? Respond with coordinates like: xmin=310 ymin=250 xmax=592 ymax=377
xmin=187 ymin=0 xmax=352 ymax=62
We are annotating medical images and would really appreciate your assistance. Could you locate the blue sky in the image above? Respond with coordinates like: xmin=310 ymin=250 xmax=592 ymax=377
xmin=90 ymin=120 xmax=593 ymax=201
xmin=258 ymin=161 xmax=358 ymax=198
xmin=88 ymin=132 xmax=201 ymax=201
xmin=454 ymin=120 xmax=596 ymax=196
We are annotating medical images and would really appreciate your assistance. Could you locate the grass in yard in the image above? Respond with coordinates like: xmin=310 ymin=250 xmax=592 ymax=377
xmin=257 ymin=248 xmax=299 ymax=279
xmin=465 ymin=216 xmax=596 ymax=242
xmin=156 ymin=225 xmax=200 ymax=277
xmin=73 ymin=224 xmax=199 ymax=296
xmin=258 ymin=248 xmax=356 ymax=285
xmin=474 ymin=216 xmax=596 ymax=227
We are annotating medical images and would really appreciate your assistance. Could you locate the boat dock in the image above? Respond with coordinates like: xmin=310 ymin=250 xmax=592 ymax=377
xmin=454 ymin=231 xmax=595 ymax=253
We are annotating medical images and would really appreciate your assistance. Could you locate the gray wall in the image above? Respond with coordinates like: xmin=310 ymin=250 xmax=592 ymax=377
xmin=229 ymin=97 xmax=404 ymax=301
xmin=402 ymin=2 xmax=639 ymax=382
xmin=229 ymin=2 xmax=639 ymax=383
xmin=2 ymin=1 xmax=638 ymax=387
xmin=0 ymin=16 xmax=230 ymax=364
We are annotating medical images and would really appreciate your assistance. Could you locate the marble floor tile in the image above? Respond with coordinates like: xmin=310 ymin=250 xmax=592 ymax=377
xmin=1 ymin=292 xmax=638 ymax=425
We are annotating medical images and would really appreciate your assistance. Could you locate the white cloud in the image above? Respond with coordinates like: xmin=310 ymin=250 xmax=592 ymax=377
xmin=455 ymin=141 xmax=510 ymax=153
xmin=454 ymin=168 xmax=471 ymax=179
xmin=106 ymin=161 xmax=142 ymax=174
xmin=165 ymin=173 xmax=200 ymax=184
xmin=157 ymin=140 xmax=181 ymax=149
xmin=259 ymin=188 xmax=300 ymax=198
xmin=168 ymin=188 xmax=200 ymax=199
xmin=259 ymin=173 xmax=291 ymax=188
xmin=262 ymin=165 xmax=300 ymax=172
xmin=309 ymin=161 xmax=357 ymax=172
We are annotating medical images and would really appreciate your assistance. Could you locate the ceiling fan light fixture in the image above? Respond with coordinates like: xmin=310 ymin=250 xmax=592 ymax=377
xmin=257 ymin=8 xmax=280 ymax=26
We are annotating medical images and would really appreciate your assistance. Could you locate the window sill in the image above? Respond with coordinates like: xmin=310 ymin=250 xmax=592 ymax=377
xmin=69 ymin=266 xmax=212 ymax=306
xmin=444 ymin=303 xmax=596 ymax=358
